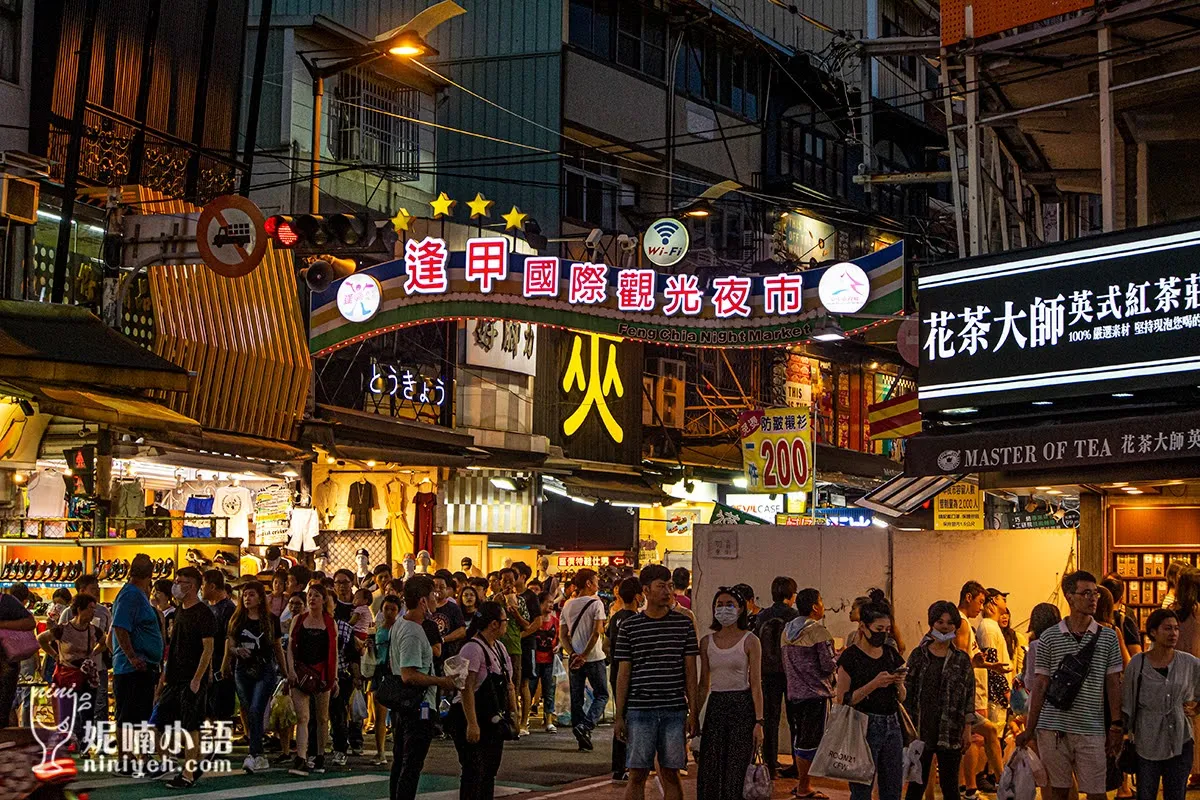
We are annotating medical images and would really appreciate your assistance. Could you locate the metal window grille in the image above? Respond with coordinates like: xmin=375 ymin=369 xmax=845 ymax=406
xmin=332 ymin=66 xmax=420 ymax=181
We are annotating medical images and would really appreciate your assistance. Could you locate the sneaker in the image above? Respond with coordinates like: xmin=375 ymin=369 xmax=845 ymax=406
xmin=253 ymin=756 xmax=271 ymax=772
xmin=272 ymin=752 xmax=292 ymax=767
xmin=573 ymin=724 xmax=593 ymax=752
xmin=977 ymin=776 xmax=998 ymax=793
xmin=373 ymin=757 xmax=388 ymax=767
xmin=330 ymin=751 xmax=347 ymax=767
xmin=243 ymin=755 xmax=257 ymax=773
xmin=613 ymin=771 xmax=628 ymax=782
xmin=288 ymin=756 xmax=310 ymax=777
xmin=544 ymin=723 xmax=557 ymax=734
xmin=518 ymin=727 xmax=531 ymax=737
xmin=313 ymin=755 xmax=327 ymax=773
xmin=306 ymin=756 xmax=315 ymax=769
xmin=350 ymin=747 xmax=363 ymax=756
xmin=165 ymin=774 xmax=196 ymax=789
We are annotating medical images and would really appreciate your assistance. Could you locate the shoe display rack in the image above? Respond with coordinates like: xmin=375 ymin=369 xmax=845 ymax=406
xmin=0 ymin=537 xmax=244 ymax=594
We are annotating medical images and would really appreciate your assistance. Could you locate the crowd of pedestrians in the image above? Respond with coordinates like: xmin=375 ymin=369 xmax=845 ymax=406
xmin=6 ymin=557 xmax=1200 ymax=800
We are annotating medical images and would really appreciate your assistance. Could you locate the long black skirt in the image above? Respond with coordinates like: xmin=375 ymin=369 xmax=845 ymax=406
xmin=698 ymin=689 xmax=756 ymax=800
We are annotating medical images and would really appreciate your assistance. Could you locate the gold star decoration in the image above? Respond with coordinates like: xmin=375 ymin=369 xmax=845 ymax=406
xmin=466 ymin=192 xmax=494 ymax=220
xmin=390 ymin=207 xmax=413 ymax=233
xmin=429 ymin=192 xmax=456 ymax=219
xmin=502 ymin=205 xmax=528 ymax=231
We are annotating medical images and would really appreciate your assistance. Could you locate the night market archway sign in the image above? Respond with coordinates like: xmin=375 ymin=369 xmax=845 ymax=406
xmin=308 ymin=241 xmax=905 ymax=355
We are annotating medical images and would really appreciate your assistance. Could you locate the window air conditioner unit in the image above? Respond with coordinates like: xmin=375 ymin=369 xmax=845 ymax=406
xmin=1 ymin=177 xmax=38 ymax=225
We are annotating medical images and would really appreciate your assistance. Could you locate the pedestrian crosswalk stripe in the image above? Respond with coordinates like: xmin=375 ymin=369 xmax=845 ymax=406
xmin=140 ymin=773 xmax=389 ymax=800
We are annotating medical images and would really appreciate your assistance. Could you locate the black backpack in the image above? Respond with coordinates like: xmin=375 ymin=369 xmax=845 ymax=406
xmin=759 ymin=615 xmax=787 ymax=676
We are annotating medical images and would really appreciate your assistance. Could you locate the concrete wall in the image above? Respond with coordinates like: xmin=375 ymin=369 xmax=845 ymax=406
xmin=692 ymin=525 xmax=1074 ymax=647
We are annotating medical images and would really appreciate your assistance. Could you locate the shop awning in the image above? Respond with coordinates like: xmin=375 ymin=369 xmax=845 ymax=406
xmin=0 ymin=301 xmax=189 ymax=392
xmin=855 ymin=473 xmax=966 ymax=518
xmin=145 ymin=430 xmax=309 ymax=468
xmin=555 ymin=471 xmax=670 ymax=505
xmin=540 ymin=493 xmax=639 ymax=553
xmin=17 ymin=384 xmax=201 ymax=434
xmin=308 ymin=404 xmax=483 ymax=467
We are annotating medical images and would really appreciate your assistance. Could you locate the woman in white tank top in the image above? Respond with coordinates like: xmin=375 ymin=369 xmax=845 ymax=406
xmin=697 ymin=588 xmax=764 ymax=800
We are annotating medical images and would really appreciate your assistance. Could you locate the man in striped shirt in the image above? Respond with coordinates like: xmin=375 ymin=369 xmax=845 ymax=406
xmin=1016 ymin=570 xmax=1124 ymax=800
xmin=614 ymin=564 xmax=700 ymax=800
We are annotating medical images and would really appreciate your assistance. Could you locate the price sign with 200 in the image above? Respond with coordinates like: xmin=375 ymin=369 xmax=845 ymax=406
xmin=759 ymin=435 xmax=811 ymax=490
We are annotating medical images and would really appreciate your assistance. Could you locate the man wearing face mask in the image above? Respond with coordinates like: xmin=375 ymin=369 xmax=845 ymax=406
xmin=782 ymin=588 xmax=837 ymax=800
xmin=389 ymin=575 xmax=458 ymax=800
xmin=902 ymin=601 xmax=976 ymax=800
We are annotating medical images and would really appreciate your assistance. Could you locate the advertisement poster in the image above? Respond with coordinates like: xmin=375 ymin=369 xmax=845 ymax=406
xmin=738 ymin=407 xmax=815 ymax=495
xmin=934 ymin=482 xmax=984 ymax=530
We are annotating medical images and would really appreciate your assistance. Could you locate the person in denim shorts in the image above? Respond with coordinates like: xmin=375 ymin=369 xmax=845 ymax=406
xmin=614 ymin=564 xmax=700 ymax=800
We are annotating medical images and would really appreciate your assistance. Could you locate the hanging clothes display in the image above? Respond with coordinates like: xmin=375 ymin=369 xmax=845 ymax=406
xmin=213 ymin=483 xmax=254 ymax=545
xmin=413 ymin=489 xmax=436 ymax=555
xmin=182 ymin=494 xmax=215 ymax=538
xmin=111 ymin=478 xmax=146 ymax=531
xmin=347 ymin=479 xmax=377 ymax=529
xmin=287 ymin=507 xmax=320 ymax=552
xmin=313 ymin=477 xmax=339 ymax=527
xmin=253 ymin=484 xmax=293 ymax=546
xmin=26 ymin=470 xmax=67 ymax=518
xmin=385 ymin=478 xmax=414 ymax=557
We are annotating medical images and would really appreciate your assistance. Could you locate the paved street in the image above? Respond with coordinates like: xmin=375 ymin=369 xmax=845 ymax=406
xmin=80 ymin=728 xmax=852 ymax=800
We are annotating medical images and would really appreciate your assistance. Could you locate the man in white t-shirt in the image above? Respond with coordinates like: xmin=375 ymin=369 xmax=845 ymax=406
xmin=558 ymin=568 xmax=608 ymax=751
xmin=956 ymin=580 xmax=1006 ymax=798
xmin=976 ymin=588 xmax=1012 ymax=725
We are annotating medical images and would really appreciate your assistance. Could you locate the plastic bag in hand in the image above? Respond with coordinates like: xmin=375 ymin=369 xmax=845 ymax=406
xmin=269 ymin=682 xmax=298 ymax=729
xmin=351 ymin=689 xmax=368 ymax=723
xmin=998 ymin=746 xmax=1048 ymax=800
xmin=903 ymin=740 xmax=926 ymax=784
xmin=443 ymin=655 xmax=470 ymax=690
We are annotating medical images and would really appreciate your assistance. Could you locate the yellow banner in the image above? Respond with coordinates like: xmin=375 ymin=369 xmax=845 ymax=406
xmin=738 ymin=407 xmax=815 ymax=495
xmin=934 ymin=482 xmax=984 ymax=530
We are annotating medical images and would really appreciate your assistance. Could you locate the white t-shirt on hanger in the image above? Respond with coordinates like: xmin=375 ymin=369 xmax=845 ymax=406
xmin=214 ymin=484 xmax=254 ymax=545
xmin=26 ymin=471 xmax=66 ymax=518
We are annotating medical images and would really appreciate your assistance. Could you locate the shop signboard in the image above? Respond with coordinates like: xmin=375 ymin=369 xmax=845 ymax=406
xmin=919 ymin=220 xmax=1200 ymax=411
xmin=907 ymin=408 xmax=1200 ymax=475
xmin=1005 ymin=511 xmax=1070 ymax=530
xmin=934 ymin=482 xmax=984 ymax=530
xmin=464 ymin=320 xmax=537 ymax=376
xmin=738 ymin=408 xmax=815 ymax=495
xmin=310 ymin=241 xmax=904 ymax=355
xmin=665 ymin=507 xmax=701 ymax=536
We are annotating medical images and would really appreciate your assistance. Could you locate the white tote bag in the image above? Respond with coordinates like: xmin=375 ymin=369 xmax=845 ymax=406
xmin=808 ymin=703 xmax=876 ymax=785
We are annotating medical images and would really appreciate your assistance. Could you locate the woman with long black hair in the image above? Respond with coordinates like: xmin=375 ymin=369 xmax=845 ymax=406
xmin=836 ymin=600 xmax=906 ymax=800
xmin=448 ymin=601 xmax=518 ymax=800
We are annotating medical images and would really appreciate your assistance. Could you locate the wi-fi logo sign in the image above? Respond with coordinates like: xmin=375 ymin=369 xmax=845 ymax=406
xmin=643 ymin=216 xmax=690 ymax=266
xmin=652 ymin=219 xmax=680 ymax=245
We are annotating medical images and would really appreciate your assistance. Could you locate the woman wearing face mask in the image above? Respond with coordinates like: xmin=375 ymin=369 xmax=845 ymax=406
xmin=447 ymin=601 xmax=518 ymax=800
xmin=1124 ymin=609 xmax=1200 ymax=800
xmin=902 ymin=601 xmax=975 ymax=800
xmin=836 ymin=600 xmax=907 ymax=800
xmin=696 ymin=588 xmax=764 ymax=800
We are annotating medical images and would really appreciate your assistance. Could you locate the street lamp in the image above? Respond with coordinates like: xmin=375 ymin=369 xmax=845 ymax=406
xmin=303 ymin=1 xmax=465 ymax=213
xmin=674 ymin=179 xmax=741 ymax=218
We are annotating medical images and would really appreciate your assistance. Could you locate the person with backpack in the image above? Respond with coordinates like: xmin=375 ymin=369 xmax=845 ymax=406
xmin=783 ymin=588 xmax=837 ymax=799
xmin=756 ymin=576 xmax=799 ymax=777
xmin=447 ymin=602 xmax=518 ymax=800
xmin=558 ymin=568 xmax=608 ymax=751
xmin=1016 ymin=570 xmax=1124 ymax=800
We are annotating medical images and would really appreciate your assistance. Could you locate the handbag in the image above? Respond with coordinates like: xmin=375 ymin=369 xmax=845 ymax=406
xmin=897 ymin=700 xmax=919 ymax=746
xmin=1117 ymin=656 xmax=1145 ymax=774
xmin=376 ymin=672 xmax=426 ymax=712
xmin=809 ymin=703 xmax=876 ymax=784
xmin=294 ymin=661 xmax=328 ymax=695
xmin=1045 ymin=630 xmax=1100 ymax=710
xmin=0 ymin=628 xmax=38 ymax=662
xmin=743 ymin=749 xmax=772 ymax=800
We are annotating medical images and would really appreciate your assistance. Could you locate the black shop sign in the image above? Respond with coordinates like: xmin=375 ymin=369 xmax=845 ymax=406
xmin=906 ymin=409 xmax=1200 ymax=475
xmin=918 ymin=219 xmax=1200 ymax=412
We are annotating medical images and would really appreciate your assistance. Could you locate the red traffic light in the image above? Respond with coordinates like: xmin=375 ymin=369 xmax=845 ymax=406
xmin=265 ymin=215 xmax=300 ymax=248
